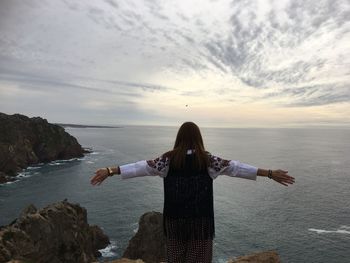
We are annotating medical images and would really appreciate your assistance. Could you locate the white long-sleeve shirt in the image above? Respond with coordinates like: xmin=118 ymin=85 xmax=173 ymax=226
xmin=119 ymin=150 xmax=258 ymax=181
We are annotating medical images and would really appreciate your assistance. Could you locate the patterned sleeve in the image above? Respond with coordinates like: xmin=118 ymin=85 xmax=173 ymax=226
xmin=119 ymin=155 xmax=170 ymax=179
xmin=208 ymin=154 xmax=258 ymax=181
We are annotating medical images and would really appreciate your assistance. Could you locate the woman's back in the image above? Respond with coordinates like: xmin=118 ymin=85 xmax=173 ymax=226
xmin=163 ymin=151 xmax=215 ymax=241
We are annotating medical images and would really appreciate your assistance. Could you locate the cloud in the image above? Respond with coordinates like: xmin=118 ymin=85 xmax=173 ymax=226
xmin=91 ymin=78 xmax=170 ymax=92
xmin=200 ymin=0 xmax=350 ymax=107
xmin=261 ymin=83 xmax=350 ymax=107
xmin=104 ymin=0 xmax=119 ymax=9
xmin=284 ymin=86 xmax=350 ymax=107
xmin=0 ymin=67 xmax=169 ymax=97
xmin=0 ymin=0 xmax=349 ymax=126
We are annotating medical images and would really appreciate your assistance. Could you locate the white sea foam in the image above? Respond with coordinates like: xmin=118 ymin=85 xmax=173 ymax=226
xmin=131 ymin=222 xmax=138 ymax=233
xmin=308 ymin=226 xmax=350 ymax=235
xmin=67 ymin=157 xmax=79 ymax=162
xmin=48 ymin=158 xmax=80 ymax=165
xmin=49 ymin=162 xmax=63 ymax=166
xmin=26 ymin=166 xmax=41 ymax=170
xmin=98 ymin=240 xmax=118 ymax=257
xmin=4 ymin=180 xmax=19 ymax=185
xmin=85 ymin=161 xmax=95 ymax=164
xmin=16 ymin=172 xmax=31 ymax=178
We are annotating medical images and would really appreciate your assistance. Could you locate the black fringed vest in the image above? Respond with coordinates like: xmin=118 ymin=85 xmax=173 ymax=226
xmin=163 ymin=153 xmax=215 ymax=240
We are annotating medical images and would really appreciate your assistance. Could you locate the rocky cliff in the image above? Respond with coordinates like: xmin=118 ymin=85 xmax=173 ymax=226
xmin=123 ymin=212 xmax=166 ymax=262
xmin=0 ymin=112 xmax=88 ymax=184
xmin=0 ymin=203 xmax=282 ymax=263
xmin=0 ymin=200 xmax=109 ymax=263
xmin=227 ymin=250 xmax=281 ymax=263
xmin=104 ymin=250 xmax=281 ymax=263
xmin=119 ymin=211 xmax=281 ymax=263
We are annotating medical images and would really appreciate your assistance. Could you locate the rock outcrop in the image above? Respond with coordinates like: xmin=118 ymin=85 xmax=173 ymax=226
xmin=121 ymin=211 xmax=281 ymax=263
xmin=0 ymin=172 xmax=15 ymax=184
xmin=0 ymin=112 xmax=89 ymax=183
xmin=105 ymin=251 xmax=282 ymax=263
xmin=123 ymin=211 xmax=166 ymax=263
xmin=0 ymin=204 xmax=282 ymax=263
xmin=227 ymin=250 xmax=281 ymax=263
xmin=0 ymin=199 xmax=109 ymax=263
xmin=96 ymin=259 xmax=145 ymax=263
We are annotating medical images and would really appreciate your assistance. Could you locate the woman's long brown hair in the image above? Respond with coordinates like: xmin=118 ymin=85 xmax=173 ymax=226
xmin=166 ymin=122 xmax=209 ymax=170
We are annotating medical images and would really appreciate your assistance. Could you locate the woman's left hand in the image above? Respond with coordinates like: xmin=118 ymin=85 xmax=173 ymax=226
xmin=271 ymin=169 xmax=295 ymax=186
xmin=90 ymin=168 xmax=109 ymax=186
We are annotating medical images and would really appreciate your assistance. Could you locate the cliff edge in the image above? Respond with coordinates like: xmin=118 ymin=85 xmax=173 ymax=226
xmin=118 ymin=211 xmax=281 ymax=263
xmin=0 ymin=112 xmax=88 ymax=184
xmin=0 ymin=204 xmax=281 ymax=263
xmin=0 ymin=200 xmax=109 ymax=263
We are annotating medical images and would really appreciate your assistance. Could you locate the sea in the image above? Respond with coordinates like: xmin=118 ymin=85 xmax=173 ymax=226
xmin=0 ymin=126 xmax=349 ymax=263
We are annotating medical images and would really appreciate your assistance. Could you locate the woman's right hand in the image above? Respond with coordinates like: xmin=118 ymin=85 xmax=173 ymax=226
xmin=271 ymin=169 xmax=295 ymax=186
xmin=90 ymin=168 xmax=109 ymax=186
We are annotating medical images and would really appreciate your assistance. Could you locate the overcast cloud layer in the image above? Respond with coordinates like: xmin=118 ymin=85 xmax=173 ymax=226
xmin=0 ymin=0 xmax=349 ymax=127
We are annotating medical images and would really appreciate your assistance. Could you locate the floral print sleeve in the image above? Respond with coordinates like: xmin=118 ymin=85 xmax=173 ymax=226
xmin=146 ymin=156 xmax=170 ymax=177
xmin=207 ymin=153 xmax=258 ymax=181
xmin=119 ymin=155 xmax=169 ymax=179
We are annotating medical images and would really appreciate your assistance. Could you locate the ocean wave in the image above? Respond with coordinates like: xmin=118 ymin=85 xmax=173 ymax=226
xmin=16 ymin=172 xmax=31 ymax=178
xmin=54 ymin=157 xmax=82 ymax=163
xmin=98 ymin=240 xmax=118 ymax=258
xmin=4 ymin=179 xmax=19 ymax=185
xmin=49 ymin=162 xmax=64 ymax=166
xmin=131 ymin=222 xmax=138 ymax=233
xmin=85 ymin=161 xmax=95 ymax=164
xmin=308 ymin=226 xmax=350 ymax=235
xmin=26 ymin=166 xmax=42 ymax=170
xmin=66 ymin=157 xmax=84 ymax=162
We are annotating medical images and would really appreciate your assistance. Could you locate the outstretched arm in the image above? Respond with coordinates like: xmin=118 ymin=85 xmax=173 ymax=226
xmin=90 ymin=156 xmax=169 ymax=186
xmin=208 ymin=154 xmax=295 ymax=186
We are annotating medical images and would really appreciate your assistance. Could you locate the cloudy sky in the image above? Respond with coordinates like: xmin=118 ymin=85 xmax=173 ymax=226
xmin=0 ymin=0 xmax=349 ymax=127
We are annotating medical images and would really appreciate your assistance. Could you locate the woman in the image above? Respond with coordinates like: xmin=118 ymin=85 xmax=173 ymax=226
xmin=90 ymin=122 xmax=295 ymax=263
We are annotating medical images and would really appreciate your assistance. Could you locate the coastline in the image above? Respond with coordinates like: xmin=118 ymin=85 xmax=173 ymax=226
xmin=0 ymin=112 xmax=91 ymax=184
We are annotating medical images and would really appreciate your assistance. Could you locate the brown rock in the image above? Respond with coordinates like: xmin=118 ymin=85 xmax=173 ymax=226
xmin=0 ymin=199 xmax=109 ymax=263
xmin=94 ymin=211 xmax=282 ymax=263
xmin=227 ymin=250 xmax=281 ymax=263
xmin=123 ymin=211 xmax=166 ymax=263
xmin=0 ymin=172 xmax=16 ymax=184
xmin=93 ymin=259 xmax=144 ymax=263
xmin=0 ymin=112 xmax=86 ymax=183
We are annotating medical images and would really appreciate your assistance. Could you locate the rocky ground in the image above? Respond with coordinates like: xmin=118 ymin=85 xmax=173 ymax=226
xmin=0 ymin=200 xmax=109 ymax=263
xmin=110 ymin=211 xmax=281 ymax=263
xmin=116 ymin=212 xmax=280 ymax=263
xmin=104 ymin=250 xmax=281 ymax=263
xmin=0 ymin=112 xmax=90 ymax=184
xmin=0 ymin=202 xmax=281 ymax=263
